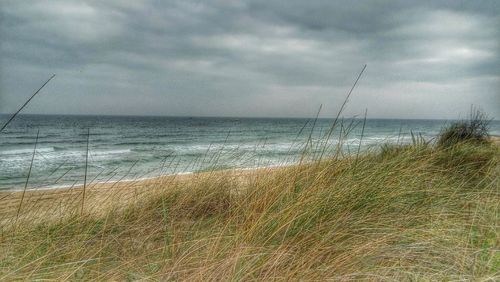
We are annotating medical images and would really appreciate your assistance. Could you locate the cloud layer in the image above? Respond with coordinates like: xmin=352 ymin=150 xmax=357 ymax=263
xmin=1 ymin=0 xmax=499 ymax=119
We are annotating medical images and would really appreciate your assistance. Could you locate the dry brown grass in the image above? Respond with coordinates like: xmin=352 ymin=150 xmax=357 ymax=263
xmin=0 ymin=140 xmax=498 ymax=281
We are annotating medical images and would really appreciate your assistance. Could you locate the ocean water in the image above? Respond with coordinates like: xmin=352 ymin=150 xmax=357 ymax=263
xmin=1 ymin=114 xmax=499 ymax=191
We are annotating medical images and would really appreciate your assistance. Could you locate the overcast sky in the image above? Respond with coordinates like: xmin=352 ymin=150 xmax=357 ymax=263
xmin=1 ymin=0 xmax=499 ymax=119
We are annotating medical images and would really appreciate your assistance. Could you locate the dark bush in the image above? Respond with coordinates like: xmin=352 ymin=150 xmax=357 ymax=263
xmin=437 ymin=109 xmax=490 ymax=147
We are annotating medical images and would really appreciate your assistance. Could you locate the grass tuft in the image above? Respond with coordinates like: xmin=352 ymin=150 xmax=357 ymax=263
xmin=437 ymin=108 xmax=491 ymax=147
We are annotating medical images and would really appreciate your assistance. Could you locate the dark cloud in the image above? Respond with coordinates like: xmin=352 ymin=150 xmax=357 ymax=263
xmin=1 ymin=0 xmax=499 ymax=119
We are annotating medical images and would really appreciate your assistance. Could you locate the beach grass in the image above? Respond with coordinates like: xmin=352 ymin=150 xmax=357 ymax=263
xmin=0 ymin=125 xmax=499 ymax=280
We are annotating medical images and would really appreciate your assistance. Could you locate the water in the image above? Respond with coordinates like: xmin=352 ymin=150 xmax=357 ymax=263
xmin=1 ymin=114 xmax=499 ymax=191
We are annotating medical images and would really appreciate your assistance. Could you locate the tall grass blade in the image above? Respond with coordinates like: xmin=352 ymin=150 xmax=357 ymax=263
xmin=0 ymin=74 xmax=55 ymax=133
xmin=319 ymin=64 xmax=367 ymax=159
xmin=354 ymin=108 xmax=368 ymax=168
xmin=81 ymin=128 xmax=90 ymax=216
xmin=15 ymin=129 xmax=40 ymax=223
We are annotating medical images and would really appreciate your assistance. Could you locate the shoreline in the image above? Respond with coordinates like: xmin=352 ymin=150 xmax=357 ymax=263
xmin=0 ymin=163 xmax=290 ymax=193
xmin=0 ymin=164 xmax=286 ymax=219
xmin=1 ymin=170 xmax=197 ymax=193
xmin=1 ymin=137 xmax=498 ymax=219
xmin=491 ymin=135 xmax=500 ymax=144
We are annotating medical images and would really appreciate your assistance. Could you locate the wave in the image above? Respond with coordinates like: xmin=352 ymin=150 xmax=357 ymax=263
xmin=0 ymin=139 xmax=90 ymax=146
xmin=0 ymin=147 xmax=135 ymax=165
xmin=115 ymin=141 xmax=170 ymax=146
xmin=91 ymin=149 xmax=132 ymax=157
xmin=0 ymin=137 xmax=413 ymax=162
xmin=0 ymin=147 xmax=55 ymax=156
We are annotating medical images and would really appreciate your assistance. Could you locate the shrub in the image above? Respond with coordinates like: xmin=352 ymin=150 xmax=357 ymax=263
xmin=437 ymin=109 xmax=490 ymax=147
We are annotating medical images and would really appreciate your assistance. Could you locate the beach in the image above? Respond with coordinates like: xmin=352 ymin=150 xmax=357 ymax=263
xmin=0 ymin=166 xmax=275 ymax=224
xmin=0 ymin=121 xmax=498 ymax=280
xmin=0 ymin=131 xmax=498 ymax=280
xmin=491 ymin=135 xmax=500 ymax=145
xmin=2 ymin=135 xmax=499 ymax=222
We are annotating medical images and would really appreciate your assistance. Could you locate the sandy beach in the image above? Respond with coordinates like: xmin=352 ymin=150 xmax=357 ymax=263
xmin=0 ymin=132 xmax=498 ymax=280
xmin=491 ymin=135 xmax=500 ymax=145
xmin=2 ymin=136 xmax=499 ymax=221
xmin=0 ymin=166 xmax=274 ymax=222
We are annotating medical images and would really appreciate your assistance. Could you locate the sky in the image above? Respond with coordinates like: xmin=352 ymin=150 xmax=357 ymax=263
xmin=1 ymin=0 xmax=499 ymax=119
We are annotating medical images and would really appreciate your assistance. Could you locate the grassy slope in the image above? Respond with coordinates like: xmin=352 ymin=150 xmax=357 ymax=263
xmin=0 ymin=142 xmax=498 ymax=280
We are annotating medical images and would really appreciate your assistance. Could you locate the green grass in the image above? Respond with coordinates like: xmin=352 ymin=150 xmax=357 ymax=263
xmin=1 ymin=118 xmax=499 ymax=280
xmin=437 ymin=108 xmax=491 ymax=147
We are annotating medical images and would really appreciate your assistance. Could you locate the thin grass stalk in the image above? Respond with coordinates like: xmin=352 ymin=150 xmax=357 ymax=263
xmin=211 ymin=130 xmax=231 ymax=173
xmin=15 ymin=129 xmax=40 ymax=223
xmin=300 ymin=104 xmax=322 ymax=165
xmin=354 ymin=109 xmax=368 ymax=170
xmin=284 ymin=118 xmax=311 ymax=165
xmin=81 ymin=128 xmax=90 ymax=216
xmin=0 ymin=74 xmax=55 ymax=133
xmin=319 ymin=64 xmax=367 ymax=160
xmin=335 ymin=118 xmax=358 ymax=160
xmin=396 ymin=124 xmax=403 ymax=145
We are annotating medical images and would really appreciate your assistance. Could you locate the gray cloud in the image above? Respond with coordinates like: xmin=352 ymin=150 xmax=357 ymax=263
xmin=1 ymin=0 xmax=499 ymax=119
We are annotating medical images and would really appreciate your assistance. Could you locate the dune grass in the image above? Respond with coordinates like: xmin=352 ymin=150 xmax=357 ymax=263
xmin=0 ymin=131 xmax=498 ymax=280
xmin=437 ymin=108 xmax=491 ymax=148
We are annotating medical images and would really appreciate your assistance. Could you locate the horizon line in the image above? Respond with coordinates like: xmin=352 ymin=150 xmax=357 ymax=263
xmin=0 ymin=112 xmax=498 ymax=122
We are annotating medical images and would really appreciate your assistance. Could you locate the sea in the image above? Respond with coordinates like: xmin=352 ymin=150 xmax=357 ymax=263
xmin=1 ymin=114 xmax=499 ymax=191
